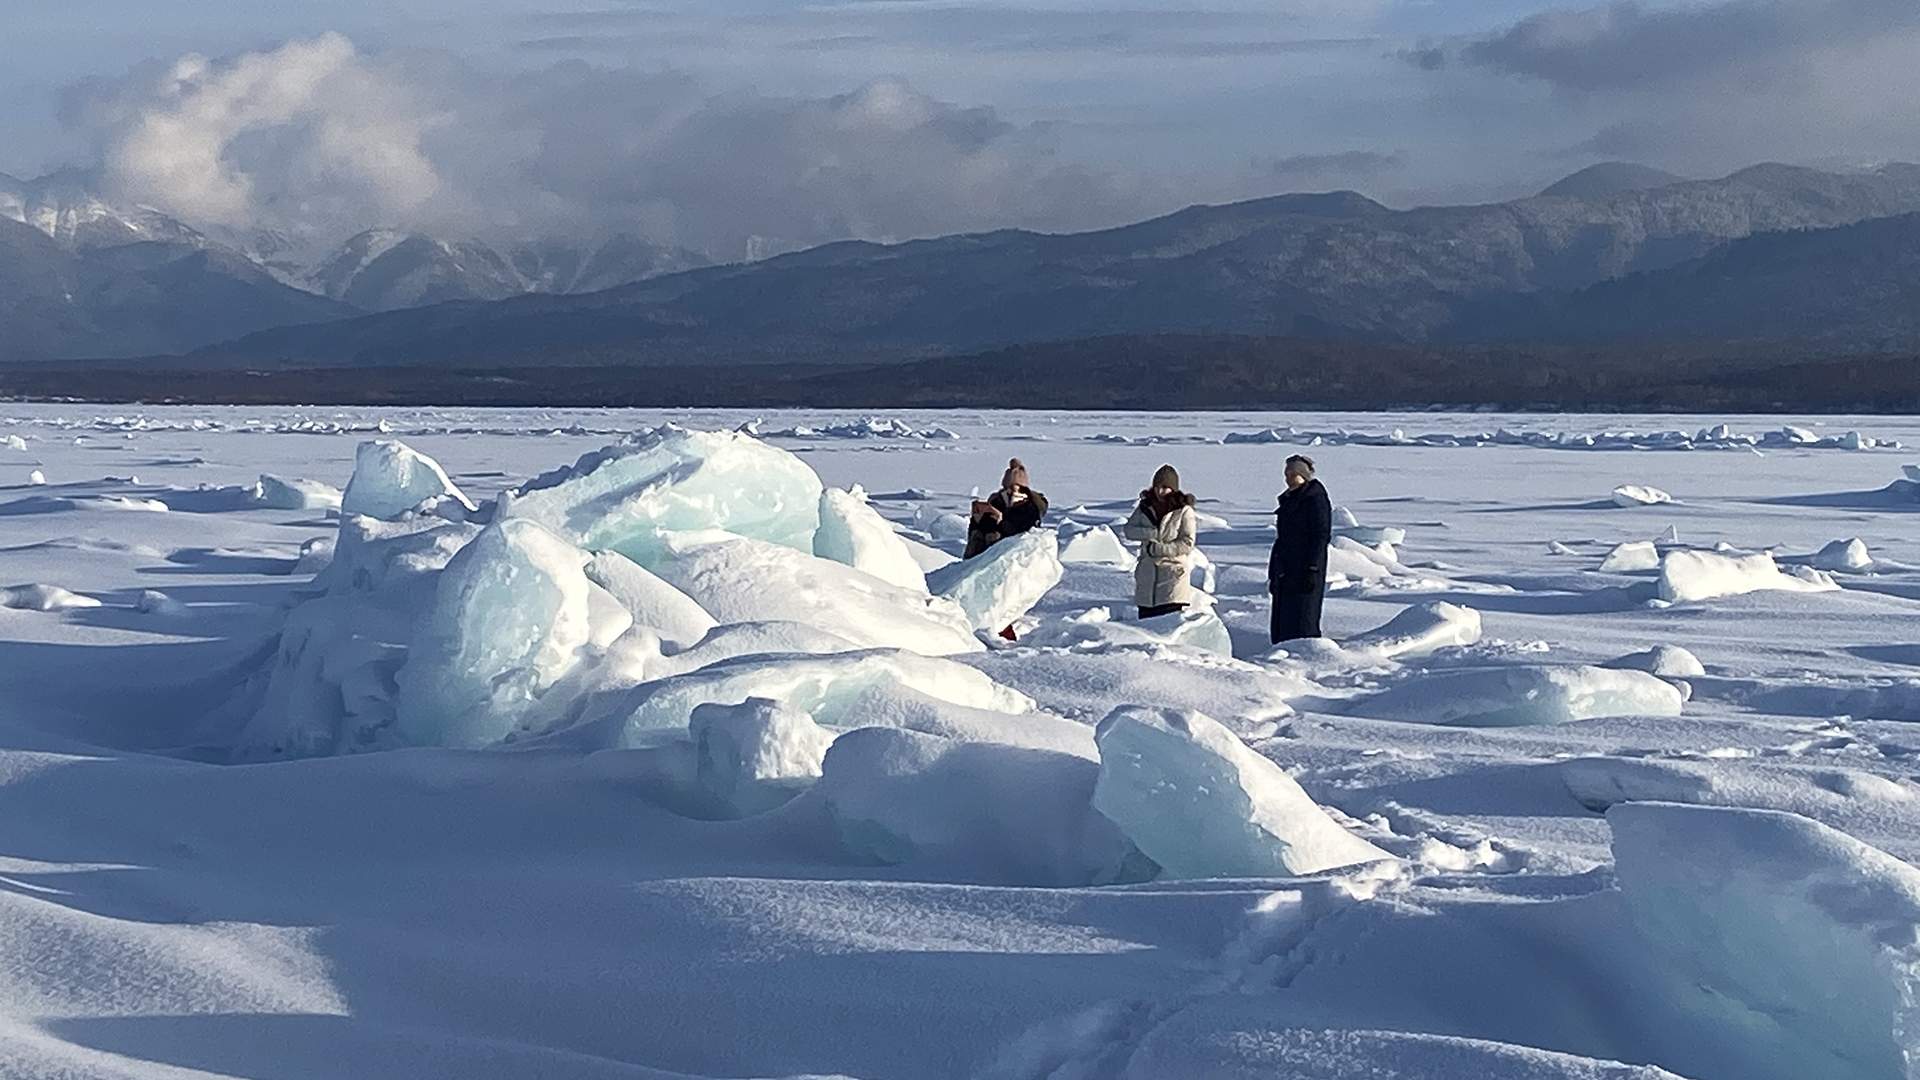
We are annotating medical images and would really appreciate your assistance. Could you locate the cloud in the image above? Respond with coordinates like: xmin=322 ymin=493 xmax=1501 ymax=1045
xmin=1401 ymin=0 xmax=1920 ymax=183
xmin=1254 ymin=149 xmax=1405 ymax=185
xmin=67 ymin=35 xmax=443 ymax=229
xmin=1454 ymin=0 xmax=1920 ymax=91
xmin=58 ymin=35 xmax=1168 ymax=258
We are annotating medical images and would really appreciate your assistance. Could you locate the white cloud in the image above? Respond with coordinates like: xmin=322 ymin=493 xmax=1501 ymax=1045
xmin=93 ymin=35 xmax=443 ymax=229
xmin=60 ymin=35 xmax=1180 ymax=257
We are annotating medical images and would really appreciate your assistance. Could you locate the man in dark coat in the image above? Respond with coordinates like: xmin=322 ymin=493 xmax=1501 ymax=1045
xmin=964 ymin=458 xmax=1049 ymax=559
xmin=1269 ymin=454 xmax=1332 ymax=643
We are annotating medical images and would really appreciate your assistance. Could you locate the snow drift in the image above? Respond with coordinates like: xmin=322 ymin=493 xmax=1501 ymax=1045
xmin=816 ymin=726 xmax=1143 ymax=886
xmin=1610 ymin=803 xmax=1920 ymax=1080
xmin=1657 ymin=550 xmax=1839 ymax=603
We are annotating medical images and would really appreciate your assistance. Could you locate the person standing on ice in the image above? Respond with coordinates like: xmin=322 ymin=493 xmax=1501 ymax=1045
xmin=964 ymin=458 xmax=1049 ymax=559
xmin=1123 ymin=464 xmax=1199 ymax=619
xmin=1269 ymin=454 xmax=1332 ymax=643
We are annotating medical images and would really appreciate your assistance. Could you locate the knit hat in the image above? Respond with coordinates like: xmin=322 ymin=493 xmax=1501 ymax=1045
xmin=1002 ymin=458 xmax=1029 ymax=489
xmin=1151 ymin=463 xmax=1180 ymax=490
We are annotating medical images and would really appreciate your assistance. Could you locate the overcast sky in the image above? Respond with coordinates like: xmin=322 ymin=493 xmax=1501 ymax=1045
xmin=4 ymin=0 xmax=1918 ymax=257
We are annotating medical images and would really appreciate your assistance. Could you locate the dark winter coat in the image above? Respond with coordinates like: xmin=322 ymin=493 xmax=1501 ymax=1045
xmin=1269 ymin=479 xmax=1332 ymax=642
xmin=964 ymin=487 xmax=1048 ymax=558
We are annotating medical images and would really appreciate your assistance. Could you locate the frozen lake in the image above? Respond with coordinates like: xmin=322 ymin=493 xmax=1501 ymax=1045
xmin=1 ymin=405 xmax=1918 ymax=1079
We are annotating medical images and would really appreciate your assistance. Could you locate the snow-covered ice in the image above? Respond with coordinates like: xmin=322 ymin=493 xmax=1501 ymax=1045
xmin=814 ymin=485 xmax=928 ymax=592
xmin=1657 ymin=549 xmax=1840 ymax=603
xmin=1058 ymin=523 xmax=1133 ymax=568
xmin=394 ymin=518 xmax=592 ymax=749
xmin=1611 ymin=484 xmax=1673 ymax=507
xmin=340 ymin=438 xmax=474 ymax=520
xmin=1351 ymin=664 xmax=1687 ymax=727
xmin=651 ymin=531 xmax=980 ymax=656
xmin=1604 ymin=644 xmax=1707 ymax=678
xmin=1092 ymin=706 xmax=1393 ymax=877
xmin=498 ymin=426 xmax=820 ymax=563
xmin=3 ymin=404 xmax=1920 ymax=1080
xmin=925 ymin=527 xmax=1063 ymax=632
xmin=690 ymin=697 xmax=835 ymax=817
xmin=1611 ymin=802 xmax=1920 ymax=1079
xmin=1599 ymin=540 xmax=1661 ymax=572
xmin=252 ymin=473 xmax=344 ymax=512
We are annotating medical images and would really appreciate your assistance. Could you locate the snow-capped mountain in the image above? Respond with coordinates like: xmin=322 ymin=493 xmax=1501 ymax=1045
xmin=0 ymin=169 xmax=210 ymax=251
xmin=0 ymin=170 xmax=717 ymax=359
xmin=308 ymin=228 xmax=710 ymax=312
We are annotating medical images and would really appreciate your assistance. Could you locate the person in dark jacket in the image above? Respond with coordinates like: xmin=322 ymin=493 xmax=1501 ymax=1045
xmin=964 ymin=458 xmax=1048 ymax=559
xmin=1269 ymin=454 xmax=1332 ymax=643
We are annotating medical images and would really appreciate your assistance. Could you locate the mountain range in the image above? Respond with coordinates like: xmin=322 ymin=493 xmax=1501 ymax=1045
xmin=8 ymin=162 xmax=1920 ymax=388
xmin=0 ymin=170 xmax=707 ymax=362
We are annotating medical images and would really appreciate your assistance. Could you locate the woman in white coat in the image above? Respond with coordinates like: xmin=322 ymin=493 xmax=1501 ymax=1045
xmin=1122 ymin=464 xmax=1198 ymax=619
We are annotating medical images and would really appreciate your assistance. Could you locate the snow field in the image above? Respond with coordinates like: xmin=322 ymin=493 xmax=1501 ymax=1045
xmin=2 ymin=407 xmax=1919 ymax=1079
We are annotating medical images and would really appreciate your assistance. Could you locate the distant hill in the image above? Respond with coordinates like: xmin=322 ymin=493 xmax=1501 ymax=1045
xmin=11 ymin=161 xmax=1920 ymax=374
xmin=1461 ymin=211 xmax=1920 ymax=350
xmin=0 ymin=216 xmax=354 ymax=364
xmin=174 ymin=162 xmax=1920 ymax=369
xmin=1538 ymin=162 xmax=1687 ymax=199
xmin=10 ymin=336 xmax=1914 ymax=413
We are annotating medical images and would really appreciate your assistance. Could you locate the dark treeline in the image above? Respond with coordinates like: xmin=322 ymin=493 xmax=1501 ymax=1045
xmin=3 ymin=335 xmax=1915 ymax=412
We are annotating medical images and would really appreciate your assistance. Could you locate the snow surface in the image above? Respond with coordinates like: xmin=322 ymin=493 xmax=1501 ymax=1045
xmin=3 ymin=404 xmax=1920 ymax=1080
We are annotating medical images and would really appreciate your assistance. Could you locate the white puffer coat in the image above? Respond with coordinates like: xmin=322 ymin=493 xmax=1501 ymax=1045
xmin=1122 ymin=496 xmax=1198 ymax=608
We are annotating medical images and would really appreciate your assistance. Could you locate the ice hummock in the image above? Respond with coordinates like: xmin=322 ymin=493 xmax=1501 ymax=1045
xmin=252 ymin=473 xmax=344 ymax=511
xmin=1610 ymin=802 xmax=1920 ymax=1080
xmin=814 ymin=486 xmax=928 ymax=593
xmin=925 ymin=528 xmax=1063 ymax=632
xmin=1353 ymin=665 xmax=1685 ymax=727
xmin=1058 ymin=524 xmax=1133 ymax=568
xmin=574 ymin=647 xmax=1036 ymax=747
xmin=651 ymin=532 xmax=980 ymax=656
xmin=1657 ymin=549 xmax=1839 ymax=603
xmin=1 ymin=583 xmax=102 ymax=611
xmin=341 ymin=439 xmax=475 ymax=521
xmin=498 ymin=426 xmax=821 ymax=565
xmin=1808 ymin=537 xmax=1873 ymax=572
xmin=690 ymin=697 xmax=835 ymax=818
xmin=816 ymin=726 xmax=1144 ymax=886
xmin=1092 ymin=706 xmax=1392 ymax=878
xmin=1340 ymin=602 xmax=1482 ymax=661
xmin=394 ymin=519 xmax=593 ymax=749
xmin=1604 ymin=644 xmax=1706 ymax=678
xmin=1025 ymin=605 xmax=1233 ymax=656
xmin=1611 ymin=484 xmax=1672 ymax=507
xmin=582 ymin=550 xmax=717 ymax=649
xmin=1599 ymin=540 xmax=1660 ymax=572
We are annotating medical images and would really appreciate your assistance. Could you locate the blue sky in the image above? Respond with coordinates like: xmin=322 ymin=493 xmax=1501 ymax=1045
xmin=5 ymin=0 xmax=1918 ymax=253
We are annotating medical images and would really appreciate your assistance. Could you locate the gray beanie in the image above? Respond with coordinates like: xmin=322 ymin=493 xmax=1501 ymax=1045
xmin=1151 ymin=464 xmax=1180 ymax=490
